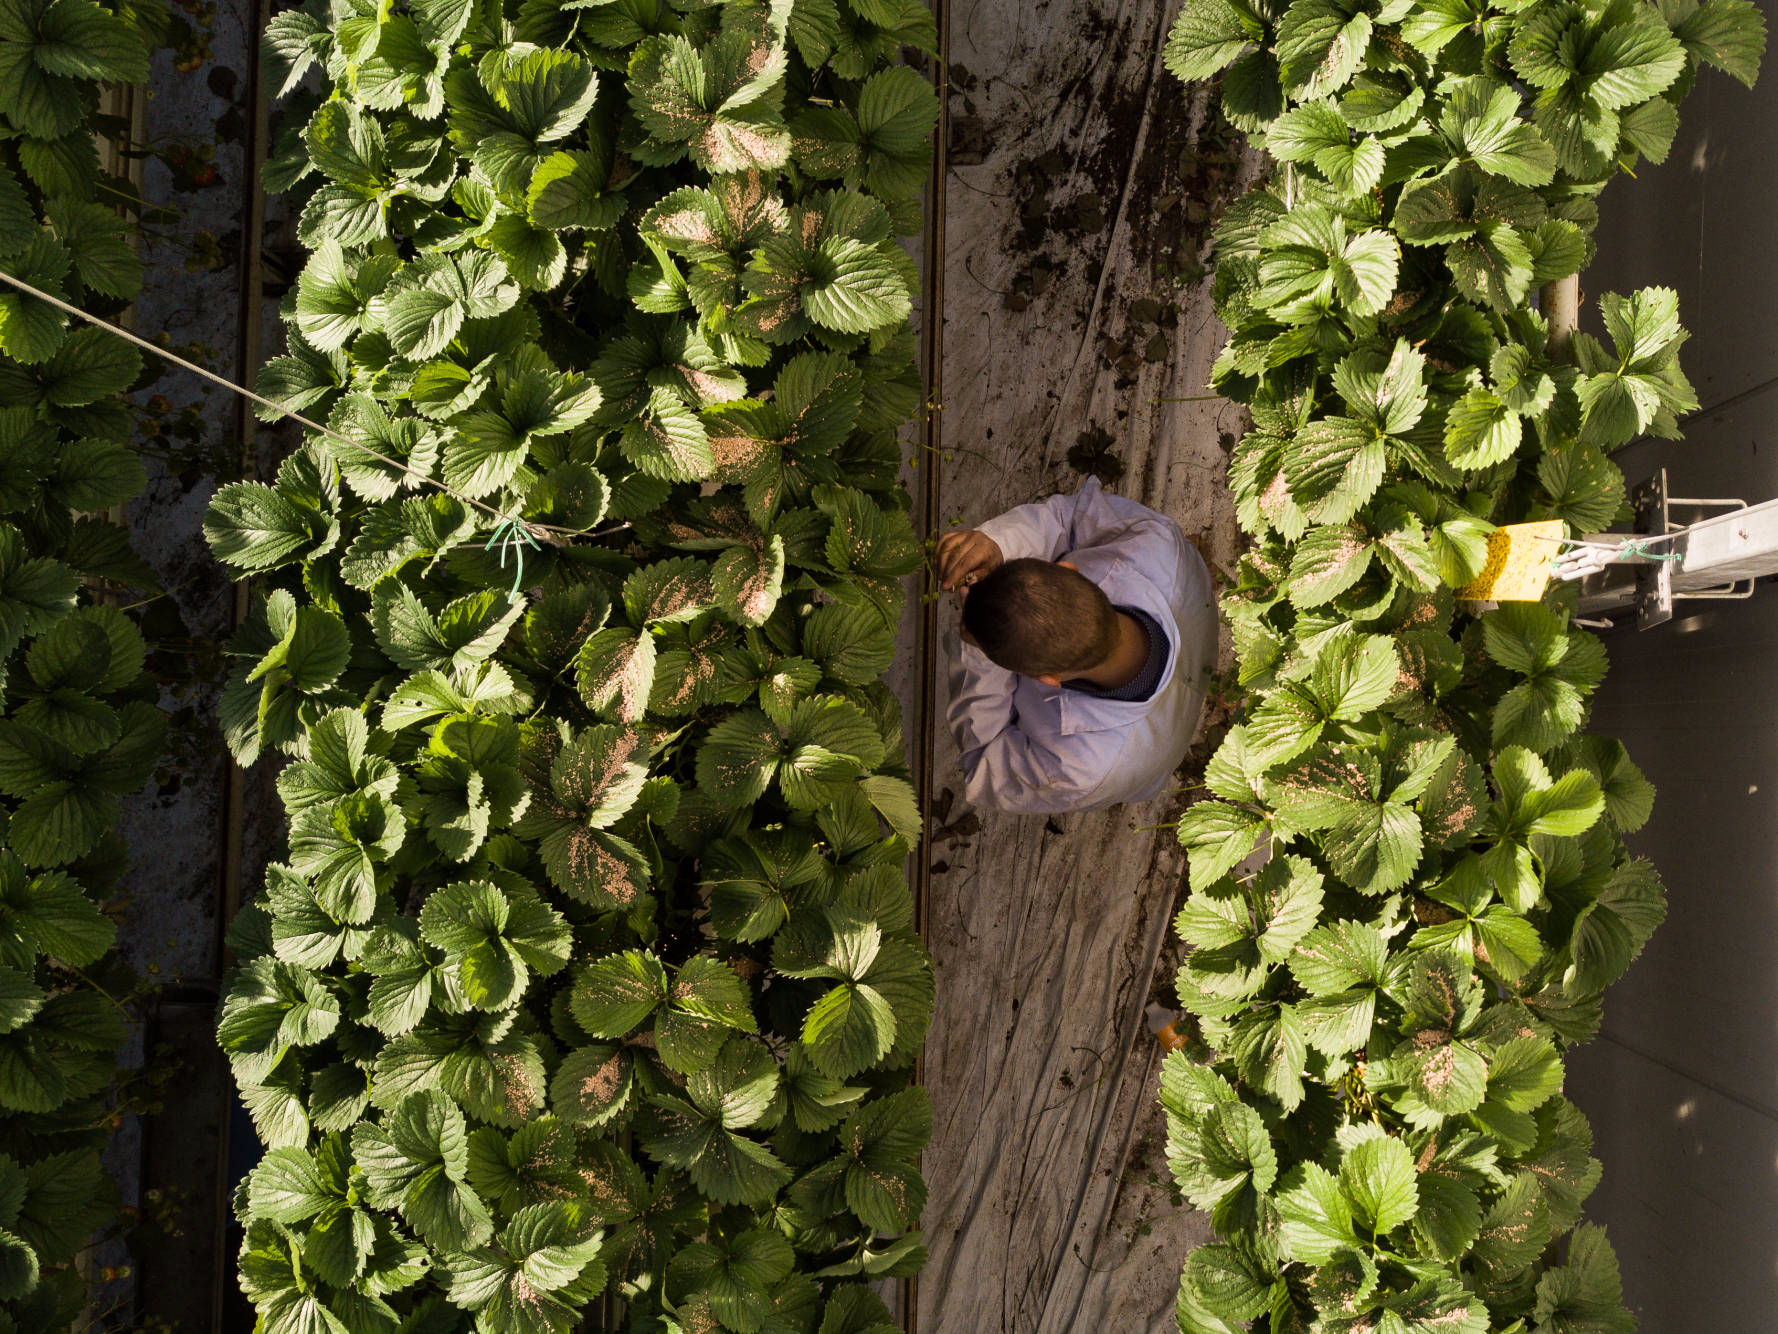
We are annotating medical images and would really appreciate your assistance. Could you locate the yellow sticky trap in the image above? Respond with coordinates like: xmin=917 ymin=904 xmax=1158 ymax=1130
xmin=1457 ymin=520 xmax=1565 ymax=601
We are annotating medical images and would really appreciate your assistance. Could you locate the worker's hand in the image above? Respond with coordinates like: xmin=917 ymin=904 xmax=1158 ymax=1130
xmin=936 ymin=529 xmax=1003 ymax=593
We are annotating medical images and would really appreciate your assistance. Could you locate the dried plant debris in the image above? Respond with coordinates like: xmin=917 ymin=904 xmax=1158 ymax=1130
xmin=1067 ymin=425 xmax=1126 ymax=485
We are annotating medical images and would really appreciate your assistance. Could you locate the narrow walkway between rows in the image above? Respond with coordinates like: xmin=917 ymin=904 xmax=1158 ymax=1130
xmin=903 ymin=1 xmax=1263 ymax=1327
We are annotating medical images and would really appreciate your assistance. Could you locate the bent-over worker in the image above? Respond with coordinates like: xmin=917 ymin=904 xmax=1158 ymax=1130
xmin=937 ymin=478 xmax=1216 ymax=814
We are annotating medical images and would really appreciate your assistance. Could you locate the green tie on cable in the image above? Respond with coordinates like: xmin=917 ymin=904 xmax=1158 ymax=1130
xmin=484 ymin=517 xmax=541 ymax=599
xmin=1545 ymin=538 xmax=1683 ymax=575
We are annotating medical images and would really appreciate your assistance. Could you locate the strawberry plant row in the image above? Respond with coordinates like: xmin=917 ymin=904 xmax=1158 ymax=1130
xmin=1161 ymin=2 xmax=1762 ymax=1331
xmin=0 ymin=0 xmax=178 ymax=1323
xmin=204 ymin=0 xmax=941 ymax=1329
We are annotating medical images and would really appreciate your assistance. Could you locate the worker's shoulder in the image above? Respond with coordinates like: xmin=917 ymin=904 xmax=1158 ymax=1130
xmin=1068 ymin=480 xmax=1184 ymax=537
xmin=1075 ymin=500 xmax=1191 ymax=570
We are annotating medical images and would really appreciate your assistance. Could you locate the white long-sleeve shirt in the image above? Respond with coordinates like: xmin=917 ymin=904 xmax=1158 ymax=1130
xmin=945 ymin=479 xmax=1217 ymax=813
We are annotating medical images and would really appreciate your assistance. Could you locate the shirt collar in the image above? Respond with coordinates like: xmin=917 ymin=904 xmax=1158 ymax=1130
xmin=1049 ymin=561 xmax=1183 ymax=736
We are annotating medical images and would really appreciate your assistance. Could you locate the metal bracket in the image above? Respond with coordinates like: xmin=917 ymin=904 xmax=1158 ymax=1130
xmin=1633 ymin=469 xmax=1672 ymax=630
xmin=1576 ymin=472 xmax=1775 ymax=626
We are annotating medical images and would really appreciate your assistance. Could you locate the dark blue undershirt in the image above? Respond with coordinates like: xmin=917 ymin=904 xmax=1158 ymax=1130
xmin=1062 ymin=605 xmax=1169 ymax=703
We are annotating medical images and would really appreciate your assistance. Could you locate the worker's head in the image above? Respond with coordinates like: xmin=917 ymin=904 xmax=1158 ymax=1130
xmin=961 ymin=557 xmax=1119 ymax=684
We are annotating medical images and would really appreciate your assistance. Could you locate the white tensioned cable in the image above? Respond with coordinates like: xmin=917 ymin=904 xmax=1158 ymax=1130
xmin=0 ymin=266 xmax=625 ymax=547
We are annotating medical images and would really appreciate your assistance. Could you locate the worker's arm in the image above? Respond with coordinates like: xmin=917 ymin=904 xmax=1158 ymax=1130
xmin=934 ymin=489 xmax=1089 ymax=590
xmin=967 ymin=477 xmax=1184 ymax=572
xmin=972 ymin=488 xmax=1090 ymax=564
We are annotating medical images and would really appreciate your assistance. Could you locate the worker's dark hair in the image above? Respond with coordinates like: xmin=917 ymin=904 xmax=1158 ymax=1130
xmin=961 ymin=558 xmax=1120 ymax=677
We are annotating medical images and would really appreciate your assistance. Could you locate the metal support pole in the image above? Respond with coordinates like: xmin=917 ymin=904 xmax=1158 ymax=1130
xmin=1544 ymin=275 xmax=1580 ymax=362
